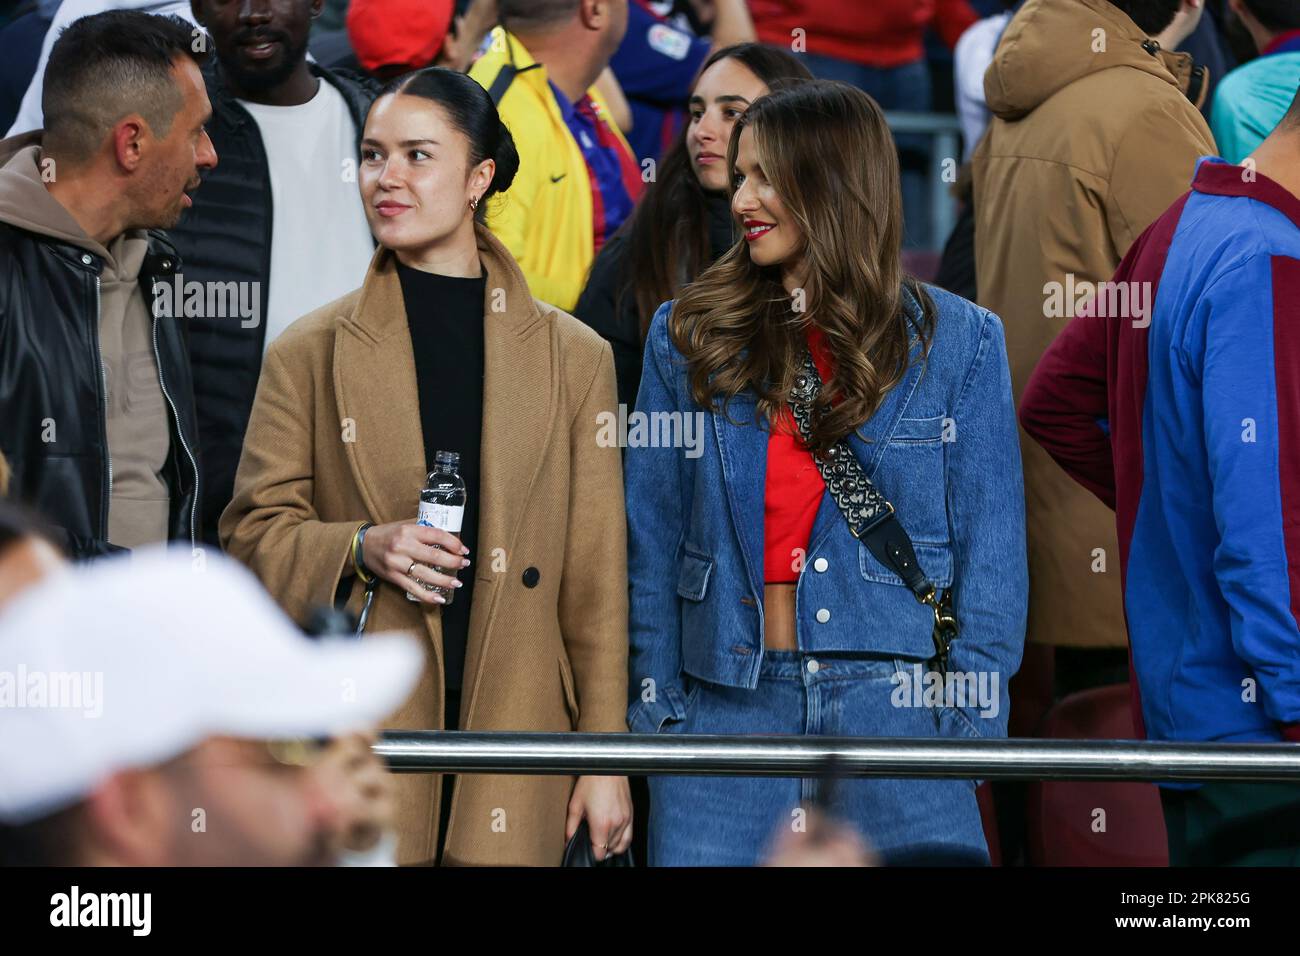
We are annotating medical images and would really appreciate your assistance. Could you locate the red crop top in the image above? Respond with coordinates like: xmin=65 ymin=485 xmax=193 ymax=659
xmin=764 ymin=327 xmax=834 ymax=583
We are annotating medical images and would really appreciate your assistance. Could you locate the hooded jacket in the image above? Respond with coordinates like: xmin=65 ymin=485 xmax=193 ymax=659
xmin=0 ymin=132 xmax=200 ymax=558
xmin=972 ymin=0 xmax=1215 ymax=649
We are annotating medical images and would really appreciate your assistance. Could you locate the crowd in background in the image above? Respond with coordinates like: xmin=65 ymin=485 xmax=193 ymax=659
xmin=0 ymin=0 xmax=1299 ymax=868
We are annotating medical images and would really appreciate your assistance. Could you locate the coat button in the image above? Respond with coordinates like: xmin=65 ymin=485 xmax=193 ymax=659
xmin=80 ymin=254 xmax=93 ymax=265
xmin=813 ymin=557 xmax=829 ymax=573
xmin=522 ymin=567 xmax=540 ymax=588
xmin=807 ymin=659 xmax=820 ymax=674
xmin=815 ymin=608 xmax=831 ymax=623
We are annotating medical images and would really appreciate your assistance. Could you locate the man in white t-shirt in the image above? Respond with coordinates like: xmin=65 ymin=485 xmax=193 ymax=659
xmin=168 ymin=0 xmax=378 ymax=545
xmin=236 ymin=84 xmax=374 ymax=350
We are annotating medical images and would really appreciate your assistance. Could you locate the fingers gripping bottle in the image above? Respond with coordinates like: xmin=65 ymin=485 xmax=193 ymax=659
xmin=407 ymin=450 xmax=466 ymax=603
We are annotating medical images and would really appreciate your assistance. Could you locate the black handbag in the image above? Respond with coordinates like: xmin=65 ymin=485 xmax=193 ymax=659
xmin=788 ymin=347 xmax=958 ymax=670
xmin=562 ymin=818 xmax=635 ymax=867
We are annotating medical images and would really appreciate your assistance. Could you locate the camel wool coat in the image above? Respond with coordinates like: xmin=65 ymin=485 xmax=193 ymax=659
xmin=220 ymin=225 xmax=629 ymax=865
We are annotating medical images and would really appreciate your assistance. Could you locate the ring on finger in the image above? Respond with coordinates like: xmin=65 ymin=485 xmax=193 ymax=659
xmin=406 ymin=560 xmax=419 ymax=578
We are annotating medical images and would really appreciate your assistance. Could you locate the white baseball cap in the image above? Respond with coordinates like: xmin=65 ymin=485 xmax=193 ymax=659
xmin=0 ymin=548 xmax=423 ymax=824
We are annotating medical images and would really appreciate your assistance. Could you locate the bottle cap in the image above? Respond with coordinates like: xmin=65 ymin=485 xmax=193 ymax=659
xmin=434 ymin=450 xmax=460 ymax=469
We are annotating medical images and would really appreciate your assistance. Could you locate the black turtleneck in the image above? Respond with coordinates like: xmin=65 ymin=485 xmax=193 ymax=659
xmin=396 ymin=260 xmax=486 ymax=698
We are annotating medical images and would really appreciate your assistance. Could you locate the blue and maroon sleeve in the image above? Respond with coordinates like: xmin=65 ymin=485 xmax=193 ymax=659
xmin=1021 ymin=196 xmax=1190 ymax=516
xmin=1199 ymin=253 xmax=1300 ymax=735
xmin=1019 ymin=309 xmax=1116 ymax=509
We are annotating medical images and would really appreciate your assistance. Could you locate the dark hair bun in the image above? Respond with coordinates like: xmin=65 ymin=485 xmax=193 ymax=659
xmin=488 ymin=120 xmax=520 ymax=197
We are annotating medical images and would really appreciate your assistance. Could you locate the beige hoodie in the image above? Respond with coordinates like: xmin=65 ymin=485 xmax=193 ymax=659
xmin=972 ymin=0 xmax=1216 ymax=650
xmin=0 ymin=136 xmax=171 ymax=548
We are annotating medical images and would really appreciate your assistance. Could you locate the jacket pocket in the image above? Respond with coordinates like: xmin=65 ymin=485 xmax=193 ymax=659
xmin=676 ymin=545 xmax=714 ymax=602
xmin=938 ymin=702 xmax=984 ymax=739
xmin=627 ymin=681 xmax=693 ymax=734
xmin=558 ymin=655 xmax=579 ymax=729
xmin=870 ymin=416 xmax=951 ymax=549
xmin=889 ymin=415 xmax=947 ymax=444
xmin=657 ymin=680 xmax=701 ymax=734
xmin=859 ymin=540 xmax=954 ymax=589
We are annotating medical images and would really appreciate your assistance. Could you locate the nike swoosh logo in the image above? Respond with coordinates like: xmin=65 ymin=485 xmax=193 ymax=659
xmin=550 ymin=173 xmax=566 ymax=183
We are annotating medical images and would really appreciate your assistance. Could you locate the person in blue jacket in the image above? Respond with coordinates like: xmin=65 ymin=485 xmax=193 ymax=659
xmin=1021 ymin=91 xmax=1300 ymax=865
xmin=624 ymin=79 xmax=1027 ymax=866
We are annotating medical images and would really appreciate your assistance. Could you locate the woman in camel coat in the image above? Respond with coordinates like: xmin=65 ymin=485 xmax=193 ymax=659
xmin=221 ymin=69 xmax=630 ymax=866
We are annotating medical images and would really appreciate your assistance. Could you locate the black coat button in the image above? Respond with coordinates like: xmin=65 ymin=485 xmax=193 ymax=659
xmin=522 ymin=567 xmax=540 ymax=588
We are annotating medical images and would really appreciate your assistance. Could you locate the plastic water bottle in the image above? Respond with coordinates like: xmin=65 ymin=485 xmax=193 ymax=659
xmin=407 ymin=450 xmax=466 ymax=603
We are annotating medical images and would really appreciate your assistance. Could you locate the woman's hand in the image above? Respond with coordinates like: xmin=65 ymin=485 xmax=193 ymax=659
xmin=360 ymin=520 xmax=470 ymax=604
xmin=566 ymin=775 xmax=633 ymax=861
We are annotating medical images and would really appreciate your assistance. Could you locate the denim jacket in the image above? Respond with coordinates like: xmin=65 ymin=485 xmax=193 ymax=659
xmin=625 ymin=284 xmax=1028 ymax=738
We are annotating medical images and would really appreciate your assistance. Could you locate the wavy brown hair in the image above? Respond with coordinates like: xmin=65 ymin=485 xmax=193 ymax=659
xmin=669 ymin=80 xmax=936 ymax=459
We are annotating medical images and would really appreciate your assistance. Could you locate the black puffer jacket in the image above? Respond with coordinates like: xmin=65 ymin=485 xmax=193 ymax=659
xmin=168 ymin=60 xmax=377 ymax=546
xmin=0 ymin=208 xmax=199 ymax=560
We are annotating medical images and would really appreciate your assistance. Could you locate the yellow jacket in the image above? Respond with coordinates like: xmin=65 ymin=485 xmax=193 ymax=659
xmin=470 ymin=28 xmax=636 ymax=312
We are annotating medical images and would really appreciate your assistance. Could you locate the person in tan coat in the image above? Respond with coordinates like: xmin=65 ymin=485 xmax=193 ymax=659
xmin=221 ymin=68 xmax=632 ymax=866
xmin=973 ymin=0 xmax=1215 ymax=681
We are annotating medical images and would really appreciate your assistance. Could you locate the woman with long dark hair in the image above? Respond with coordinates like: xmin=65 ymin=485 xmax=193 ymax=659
xmin=223 ymin=68 xmax=632 ymax=867
xmin=575 ymin=42 xmax=812 ymax=409
xmin=625 ymin=80 xmax=1028 ymax=865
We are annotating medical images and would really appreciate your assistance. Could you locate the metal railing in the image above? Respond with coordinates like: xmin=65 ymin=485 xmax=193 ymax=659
xmin=377 ymin=732 xmax=1300 ymax=783
xmin=883 ymin=110 xmax=964 ymax=251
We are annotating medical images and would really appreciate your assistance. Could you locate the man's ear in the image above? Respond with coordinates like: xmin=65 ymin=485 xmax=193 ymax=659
xmin=579 ymin=0 xmax=602 ymax=31
xmin=81 ymin=769 xmax=173 ymax=866
xmin=112 ymin=117 xmax=148 ymax=173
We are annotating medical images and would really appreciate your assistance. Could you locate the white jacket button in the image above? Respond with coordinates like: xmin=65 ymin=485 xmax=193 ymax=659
xmin=815 ymin=608 xmax=831 ymax=623
xmin=813 ymin=557 xmax=829 ymax=573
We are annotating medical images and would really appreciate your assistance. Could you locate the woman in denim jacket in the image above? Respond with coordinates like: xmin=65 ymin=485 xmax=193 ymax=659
xmin=624 ymin=80 xmax=1028 ymax=866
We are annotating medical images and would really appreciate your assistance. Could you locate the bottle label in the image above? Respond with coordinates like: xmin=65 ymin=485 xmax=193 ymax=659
xmin=417 ymin=502 xmax=464 ymax=533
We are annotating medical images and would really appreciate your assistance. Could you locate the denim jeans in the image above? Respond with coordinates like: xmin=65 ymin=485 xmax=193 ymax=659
xmin=647 ymin=651 xmax=990 ymax=866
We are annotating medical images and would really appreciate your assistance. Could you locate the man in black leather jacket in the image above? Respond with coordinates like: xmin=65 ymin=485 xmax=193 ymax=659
xmin=0 ymin=11 xmax=216 ymax=560
xmin=174 ymin=0 xmax=379 ymax=546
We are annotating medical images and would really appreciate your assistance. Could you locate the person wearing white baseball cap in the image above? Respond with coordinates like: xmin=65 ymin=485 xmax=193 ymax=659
xmin=0 ymin=548 xmax=423 ymax=866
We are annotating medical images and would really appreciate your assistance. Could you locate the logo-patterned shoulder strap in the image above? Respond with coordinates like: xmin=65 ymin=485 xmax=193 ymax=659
xmin=789 ymin=348 xmax=957 ymax=667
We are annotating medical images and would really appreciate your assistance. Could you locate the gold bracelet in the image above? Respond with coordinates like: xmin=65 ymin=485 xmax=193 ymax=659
xmin=351 ymin=523 xmax=376 ymax=585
